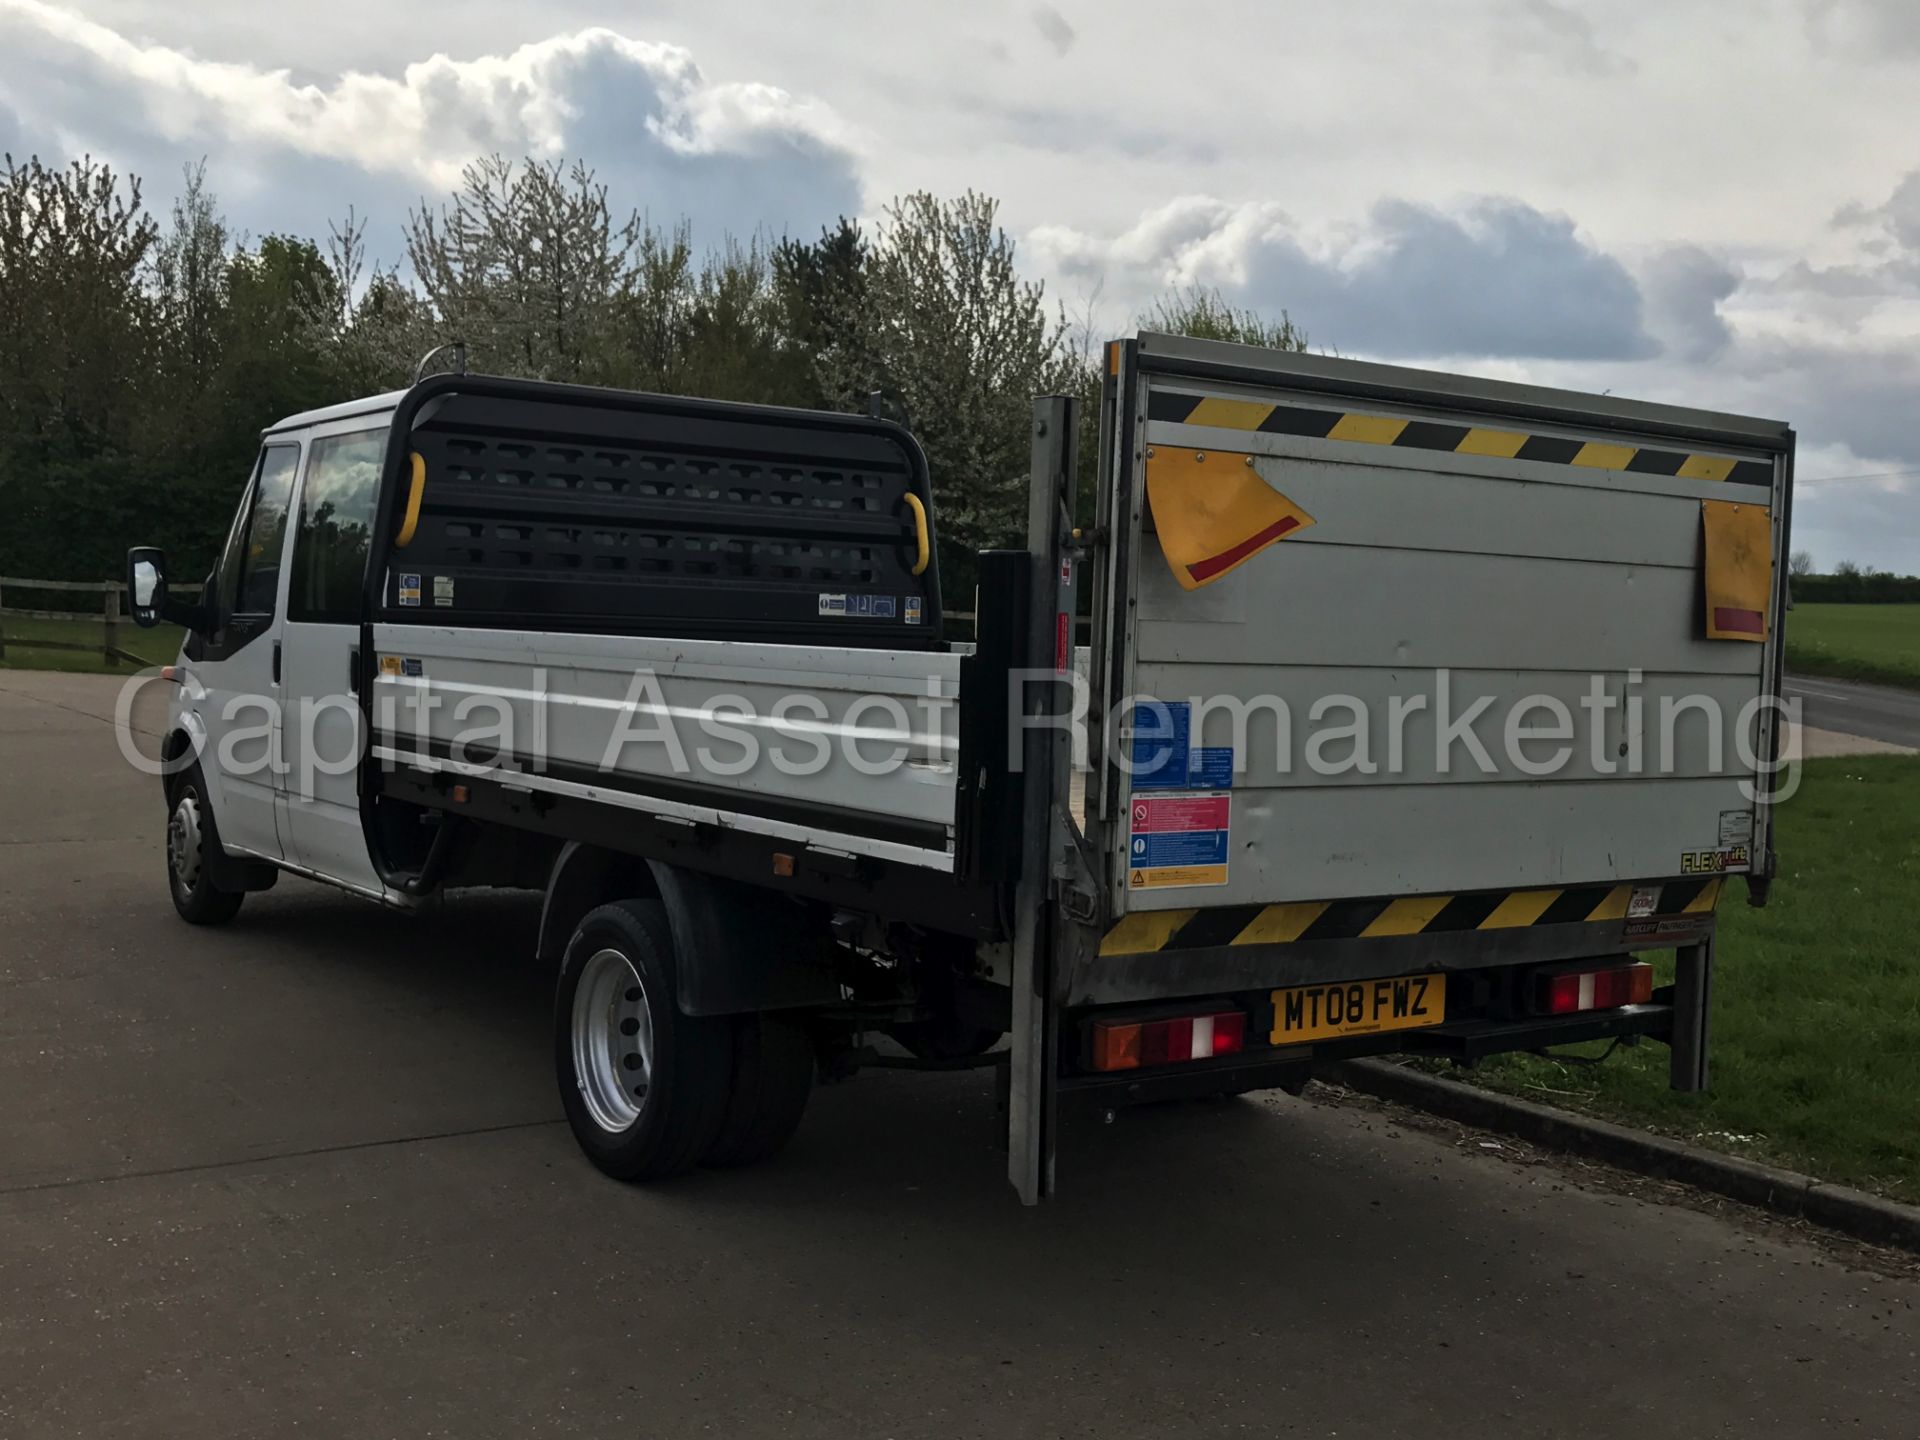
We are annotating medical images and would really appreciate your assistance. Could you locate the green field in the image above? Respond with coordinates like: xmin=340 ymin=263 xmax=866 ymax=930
xmin=1785 ymin=602 xmax=1920 ymax=690
xmin=0 ymin=614 xmax=184 ymax=673
xmin=1450 ymin=754 xmax=1920 ymax=1202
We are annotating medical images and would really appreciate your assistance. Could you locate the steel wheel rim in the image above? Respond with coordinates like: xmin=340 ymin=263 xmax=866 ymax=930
xmin=571 ymin=947 xmax=654 ymax=1134
xmin=168 ymin=790 xmax=204 ymax=891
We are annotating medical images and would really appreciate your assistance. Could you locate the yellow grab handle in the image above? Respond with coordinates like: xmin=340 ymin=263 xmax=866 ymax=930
xmin=395 ymin=451 xmax=426 ymax=549
xmin=904 ymin=492 xmax=930 ymax=577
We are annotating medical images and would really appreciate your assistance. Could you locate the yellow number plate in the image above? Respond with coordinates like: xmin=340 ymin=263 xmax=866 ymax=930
xmin=1270 ymin=974 xmax=1447 ymax=1045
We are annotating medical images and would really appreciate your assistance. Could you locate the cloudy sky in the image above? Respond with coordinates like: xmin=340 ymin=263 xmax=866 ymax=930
xmin=4 ymin=0 xmax=1918 ymax=570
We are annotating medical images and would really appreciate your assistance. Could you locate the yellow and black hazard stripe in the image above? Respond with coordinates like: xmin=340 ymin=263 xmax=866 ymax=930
xmin=1147 ymin=392 xmax=1774 ymax=490
xmin=1099 ymin=878 xmax=1723 ymax=956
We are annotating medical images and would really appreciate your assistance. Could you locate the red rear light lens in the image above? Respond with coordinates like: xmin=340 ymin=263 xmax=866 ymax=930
xmin=1211 ymin=1011 xmax=1247 ymax=1055
xmin=1142 ymin=1016 xmax=1191 ymax=1067
xmin=1543 ymin=973 xmax=1582 ymax=1014
xmin=1087 ymin=1009 xmax=1248 ymax=1071
xmin=1535 ymin=962 xmax=1653 ymax=1015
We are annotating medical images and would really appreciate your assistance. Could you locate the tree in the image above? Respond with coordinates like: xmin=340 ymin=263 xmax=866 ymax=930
xmin=1835 ymin=559 xmax=1862 ymax=578
xmin=1143 ymin=285 xmax=1309 ymax=352
xmin=329 ymin=211 xmax=436 ymax=393
xmin=149 ymin=161 xmax=230 ymax=430
xmin=405 ymin=155 xmax=639 ymax=382
xmin=0 ymin=154 xmax=162 ymax=583
xmin=213 ymin=235 xmax=346 ymax=422
xmin=816 ymin=191 xmax=1086 ymax=599
xmin=1789 ymin=549 xmax=1815 ymax=578
xmin=0 ymin=153 xmax=158 ymax=458
xmin=675 ymin=237 xmax=814 ymax=405
xmin=604 ymin=220 xmax=694 ymax=391
xmin=773 ymin=217 xmax=869 ymax=393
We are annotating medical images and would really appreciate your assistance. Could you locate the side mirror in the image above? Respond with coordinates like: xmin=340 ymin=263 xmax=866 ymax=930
xmin=126 ymin=547 xmax=168 ymax=629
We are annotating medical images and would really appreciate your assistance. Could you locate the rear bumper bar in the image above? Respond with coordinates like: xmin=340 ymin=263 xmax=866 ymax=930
xmin=1059 ymin=956 xmax=1715 ymax=1108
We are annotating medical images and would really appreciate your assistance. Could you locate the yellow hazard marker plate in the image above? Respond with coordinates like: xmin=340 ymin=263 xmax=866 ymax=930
xmin=1270 ymin=973 xmax=1446 ymax=1046
xmin=1701 ymin=498 xmax=1772 ymax=642
xmin=1145 ymin=447 xmax=1314 ymax=590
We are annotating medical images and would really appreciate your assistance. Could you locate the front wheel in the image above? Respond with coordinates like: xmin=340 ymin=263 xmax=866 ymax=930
xmin=165 ymin=766 xmax=245 ymax=926
xmin=555 ymin=899 xmax=732 ymax=1181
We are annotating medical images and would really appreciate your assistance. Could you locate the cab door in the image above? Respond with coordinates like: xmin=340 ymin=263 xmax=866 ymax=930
xmin=277 ymin=418 xmax=395 ymax=897
xmin=182 ymin=442 xmax=302 ymax=861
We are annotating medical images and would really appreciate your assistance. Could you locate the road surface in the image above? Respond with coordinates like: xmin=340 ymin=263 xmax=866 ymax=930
xmin=1785 ymin=672 xmax=1920 ymax=751
xmin=2 ymin=669 xmax=1916 ymax=1439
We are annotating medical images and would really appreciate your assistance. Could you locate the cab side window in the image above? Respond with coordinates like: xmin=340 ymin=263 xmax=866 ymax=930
xmin=232 ymin=445 xmax=301 ymax=617
xmin=213 ymin=466 xmax=257 ymax=622
xmin=289 ymin=429 xmax=386 ymax=624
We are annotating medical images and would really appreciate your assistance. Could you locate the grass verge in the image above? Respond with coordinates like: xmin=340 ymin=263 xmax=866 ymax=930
xmin=0 ymin=614 xmax=183 ymax=674
xmin=1786 ymin=603 xmax=1920 ymax=691
xmin=1443 ymin=754 xmax=1920 ymax=1203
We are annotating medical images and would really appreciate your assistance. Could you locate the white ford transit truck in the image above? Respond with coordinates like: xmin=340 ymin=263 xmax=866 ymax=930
xmin=127 ymin=333 xmax=1794 ymax=1201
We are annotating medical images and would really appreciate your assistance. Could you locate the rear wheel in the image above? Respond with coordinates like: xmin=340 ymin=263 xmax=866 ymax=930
xmin=702 ymin=1014 xmax=814 ymax=1169
xmin=555 ymin=899 xmax=731 ymax=1181
xmin=165 ymin=766 xmax=245 ymax=926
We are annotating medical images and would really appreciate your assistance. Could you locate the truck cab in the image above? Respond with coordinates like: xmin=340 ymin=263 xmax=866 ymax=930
xmin=137 ymin=393 xmax=404 ymax=913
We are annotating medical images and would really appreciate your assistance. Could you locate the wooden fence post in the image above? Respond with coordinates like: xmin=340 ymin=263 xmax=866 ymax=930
xmin=103 ymin=583 xmax=121 ymax=666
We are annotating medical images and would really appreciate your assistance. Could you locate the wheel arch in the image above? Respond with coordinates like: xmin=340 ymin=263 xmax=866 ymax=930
xmin=161 ymin=724 xmax=203 ymax=796
xmin=538 ymin=843 xmax=838 ymax=1018
xmin=537 ymin=842 xmax=658 ymax=968
xmin=162 ymin=731 xmax=278 ymax=893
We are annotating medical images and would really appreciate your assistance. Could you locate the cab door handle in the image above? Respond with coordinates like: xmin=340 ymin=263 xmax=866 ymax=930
xmin=271 ymin=640 xmax=282 ymax=685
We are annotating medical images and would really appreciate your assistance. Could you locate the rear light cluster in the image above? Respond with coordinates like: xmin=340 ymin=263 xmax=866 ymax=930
xmin=1089 ymin=1010 xmax=1247 ymax=1072
xmin=1535 ymin=962 xmax=1654 ymax=1015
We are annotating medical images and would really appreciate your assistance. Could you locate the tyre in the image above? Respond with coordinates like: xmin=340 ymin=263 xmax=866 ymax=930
xmin=164 ymin=765 xmax=245 ymax=926
xmin=555 ymin=899 xmax=731 ymax=1181
xmin=702 ymin=1014 xmax=815 ymax=1169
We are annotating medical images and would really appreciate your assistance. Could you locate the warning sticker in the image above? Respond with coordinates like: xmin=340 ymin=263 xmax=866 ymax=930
xmin=1129 ymin=791 xmax=1230 ymax=889
xmin=820 ymin=593 xmax=900 ymax=620
xmin=1130 ymin=700 xmax=1234 ymax=791
xmin=905 ymin=597 xmax=923 ymax=625
xmin=379 ymin=655 xmax=403 ymax=677
xmin=1718 ymin=809 xmax=1754 ymax=847
xmin=397 ymin=572 xmax=421 ymax=606
xmin=433 ymin=575 xmax=455 ymax=607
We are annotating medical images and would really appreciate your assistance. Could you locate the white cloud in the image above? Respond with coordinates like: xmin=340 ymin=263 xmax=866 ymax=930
xmin=1032 ymin=194 xmax=1656 ymax=361
xmin=0 ymin=1 xmax=863 ymax=244
xmin=1514 ymin=0 xmax=1635 ymax=76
